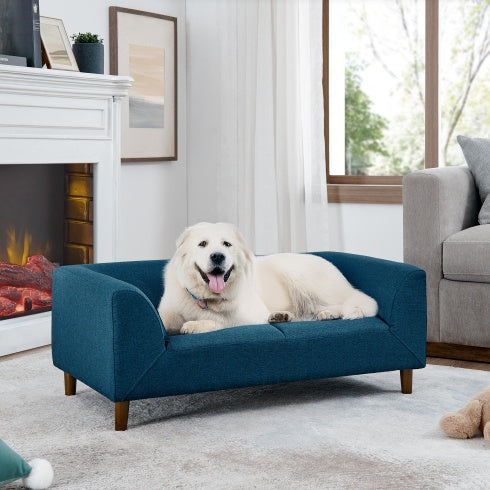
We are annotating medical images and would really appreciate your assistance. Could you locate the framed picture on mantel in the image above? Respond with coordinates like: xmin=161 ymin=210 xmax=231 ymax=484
xmin=109 ymin=7 xmax=177 ymax=162
xmin=40 ymin=16 xmax=79 ymax=71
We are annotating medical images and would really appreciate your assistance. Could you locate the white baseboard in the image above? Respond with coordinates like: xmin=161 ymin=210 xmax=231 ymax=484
xmin=0 ymin=312 xmax=51 ymax=357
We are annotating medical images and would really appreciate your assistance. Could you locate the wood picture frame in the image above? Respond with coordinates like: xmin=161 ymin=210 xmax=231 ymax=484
xmin=39 ymin=16 xmax=79 ymax=71
xmin=109 ymin=7 xmax=177 ymax=162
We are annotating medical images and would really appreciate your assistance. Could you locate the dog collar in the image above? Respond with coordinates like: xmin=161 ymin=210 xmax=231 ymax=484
xmin=185 ymin=288 xmax=208 ymax=310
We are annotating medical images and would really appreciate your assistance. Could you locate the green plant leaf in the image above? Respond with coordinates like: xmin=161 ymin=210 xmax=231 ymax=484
xmin=70 ymin=32 xmax=103 ymax=44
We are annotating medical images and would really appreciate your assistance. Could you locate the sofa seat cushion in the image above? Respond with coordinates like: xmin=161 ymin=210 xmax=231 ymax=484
xmin=443 ymin=225 xmax=490 ymax=283
xmin=120 ymin=317 xmax=422 ymax=401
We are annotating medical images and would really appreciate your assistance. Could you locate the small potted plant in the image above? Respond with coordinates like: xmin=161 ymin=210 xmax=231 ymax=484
xmin=70 ymin=32 xmax=104 ymax=74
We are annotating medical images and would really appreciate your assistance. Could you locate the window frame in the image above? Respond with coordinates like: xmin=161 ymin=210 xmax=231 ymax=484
xmin=323 ymin=0 xmax=439 ymax=204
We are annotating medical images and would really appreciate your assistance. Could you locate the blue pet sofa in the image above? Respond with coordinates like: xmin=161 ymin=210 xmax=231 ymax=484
xmin=51 ymin=252 xmax=426 ymax=431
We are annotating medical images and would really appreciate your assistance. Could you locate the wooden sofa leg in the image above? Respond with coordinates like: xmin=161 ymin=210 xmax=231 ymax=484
xmin=400 ymin=369 xmax=413 ymax=394
xmin=115 ymin=401 xmax=130 ymax=431
xmin=64 ymin=372 xmax=77 ymax=396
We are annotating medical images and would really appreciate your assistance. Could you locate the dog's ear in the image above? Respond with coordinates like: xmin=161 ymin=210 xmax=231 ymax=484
xmin=175 ymin=227 xmax=192 ymax=250
xmin=232 ymin=225 xmax=254 ymax=269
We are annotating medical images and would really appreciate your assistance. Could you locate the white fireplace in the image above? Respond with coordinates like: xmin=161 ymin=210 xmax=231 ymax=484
xmin=0 ymin=64 xmax=131 ymax=356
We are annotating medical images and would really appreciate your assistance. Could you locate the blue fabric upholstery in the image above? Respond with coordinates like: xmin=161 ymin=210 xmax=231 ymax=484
xmin=52 ymin=264 xmax=167 ymax=401
xmin=52 ymin=253 xmax=426 ymax=405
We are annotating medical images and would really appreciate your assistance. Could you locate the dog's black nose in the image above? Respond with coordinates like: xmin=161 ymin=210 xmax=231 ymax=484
xmin=210 ymin=252 xmax=225 ymax=265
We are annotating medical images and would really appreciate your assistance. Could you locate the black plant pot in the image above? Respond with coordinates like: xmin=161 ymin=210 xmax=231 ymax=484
xmin=72 ymin=43 xmax=104 ymax=74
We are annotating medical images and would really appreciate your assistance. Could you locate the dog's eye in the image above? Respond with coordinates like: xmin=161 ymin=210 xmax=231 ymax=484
xmin=223 ymin=241 xmax=232 ymax=247
xmin=198 ymin=241 xmax=207 ymax=247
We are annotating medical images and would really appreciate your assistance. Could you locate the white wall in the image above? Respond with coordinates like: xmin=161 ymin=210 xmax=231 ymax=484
xmin=42 ymin=0 xmax=188 ymax=260
xmin=328 ymin=204 xmax=403 ymax=262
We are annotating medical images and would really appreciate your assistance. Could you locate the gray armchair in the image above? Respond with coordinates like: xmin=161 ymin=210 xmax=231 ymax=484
xmin=403 ymin=165 xmax=490 ymax=362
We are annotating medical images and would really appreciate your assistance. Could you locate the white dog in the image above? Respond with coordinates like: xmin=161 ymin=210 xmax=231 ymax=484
xmin=158 ymin=222 xmax=378 ymax=335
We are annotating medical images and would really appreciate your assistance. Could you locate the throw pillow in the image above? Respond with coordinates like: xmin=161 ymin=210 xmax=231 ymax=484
xmin=0 ymin=440 xmax=53 ymax=489
xmin=0 ymin=439 xmax=31 ymax=486
xmin=457 ymin=135 xmax=490 ymax=224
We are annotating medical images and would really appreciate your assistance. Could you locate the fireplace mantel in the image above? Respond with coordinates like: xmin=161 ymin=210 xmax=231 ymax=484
xmin=0 ymin=65 xmax=132 ymax=356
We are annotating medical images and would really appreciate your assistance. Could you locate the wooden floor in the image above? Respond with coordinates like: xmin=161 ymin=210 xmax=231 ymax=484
xmin=1 ymin=346 xmax=489 ymax=371
xmin=0 ymin=345 xmax=51 ymax=363
xmin=426 ymin=357 xmax=490 ymax=372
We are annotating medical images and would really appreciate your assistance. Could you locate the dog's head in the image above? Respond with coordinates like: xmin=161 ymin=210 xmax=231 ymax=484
xmin=173 ymin=222 xmax=253 ymax=296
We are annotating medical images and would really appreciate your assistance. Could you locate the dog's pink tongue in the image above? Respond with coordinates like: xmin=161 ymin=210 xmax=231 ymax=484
xmin=207 ymin=273 xmax=226 ymax=293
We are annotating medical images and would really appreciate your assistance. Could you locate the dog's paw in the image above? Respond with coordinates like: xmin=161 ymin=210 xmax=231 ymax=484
xmin=268 ymin=311 xmax=293 ymax=323
xmin=341 ymin=306 xmax=364 ymax=320
xmin=316 ymin=306 xmax=342 ymax=321
xmin=180 ymin=320 xmax=221 ymax=334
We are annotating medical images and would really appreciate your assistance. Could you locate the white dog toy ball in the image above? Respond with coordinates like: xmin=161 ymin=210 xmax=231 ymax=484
xmin=23 ymin=458 xmax=54 ymax=489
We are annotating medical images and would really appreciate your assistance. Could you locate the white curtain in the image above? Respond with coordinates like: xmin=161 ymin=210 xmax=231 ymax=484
xmin=215 ymin=0 xmax=328 ymax=254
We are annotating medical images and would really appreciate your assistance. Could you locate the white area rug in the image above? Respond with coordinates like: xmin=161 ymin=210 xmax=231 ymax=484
xmin=0 ymin=348 xmax=489 ymax=489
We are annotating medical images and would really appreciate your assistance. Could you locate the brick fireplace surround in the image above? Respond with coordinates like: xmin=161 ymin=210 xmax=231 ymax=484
xmin=65 ymin=164 xmax=94 ymax=265
xmin=0 ymin=65 xmax=131 ymax=356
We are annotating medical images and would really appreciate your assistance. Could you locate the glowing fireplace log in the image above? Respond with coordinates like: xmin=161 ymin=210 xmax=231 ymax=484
xmin=0 ymin=255 xmax=58 ymax=318
xmin=24 ymin=255 xmax=57 ymax=278
xmin=0 ymin=286 xmax=22 ymax=301
xmin=21 ymin=288 xmax=52 ymax=308
xmin=0 ymin=261 xmax=52 ymax=291
xmin=0 ymin=297 xmax=16 ymax=316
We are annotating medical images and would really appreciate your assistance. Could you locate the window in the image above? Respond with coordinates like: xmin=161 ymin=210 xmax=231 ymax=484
xmin=440 ymin=0 xmax=490 ymax=166
xmin=324 ymin=0 xmax=490 ymax=203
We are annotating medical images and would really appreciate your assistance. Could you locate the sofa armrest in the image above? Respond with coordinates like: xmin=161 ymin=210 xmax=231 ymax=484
xmin=83 ymin=259 xmax=167 ymax=309
xmin=403 ymin=166 xmax=479 ymax=341
xmin=311 ymin=252 xmax=426 ymax=364
xmin=52 ymin=265 xmax=167 ymax=401
xmin=403 ymin=165 xmax=479 ymax=273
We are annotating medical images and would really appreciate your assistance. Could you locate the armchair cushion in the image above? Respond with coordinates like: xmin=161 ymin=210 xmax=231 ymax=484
xmin=457 ymin=135 xmax=490 ymax=224
xmin=443 ymin=225 xmax=490 ymax=283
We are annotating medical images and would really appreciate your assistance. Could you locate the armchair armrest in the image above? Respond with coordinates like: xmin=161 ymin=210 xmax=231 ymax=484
xmin=403 ymin=166 xmax=478 ymax=272
xmin=311 ymin=251 xmax=426 ymax=365
xmin=402 ymin=166 xmax=479 ymax=341
xmin=52 ymin=264 xmax=167 ymax=402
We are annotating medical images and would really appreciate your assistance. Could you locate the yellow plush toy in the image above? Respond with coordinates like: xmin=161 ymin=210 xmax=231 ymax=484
xmin=440 ymin=387 xmax=490 ymax=440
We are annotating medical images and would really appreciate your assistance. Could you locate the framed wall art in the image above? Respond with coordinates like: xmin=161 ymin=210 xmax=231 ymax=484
xmin=109 ymin=7 xmax=177 ymax=162
xmin=40 ymin=16 xmax=79 ymax=71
